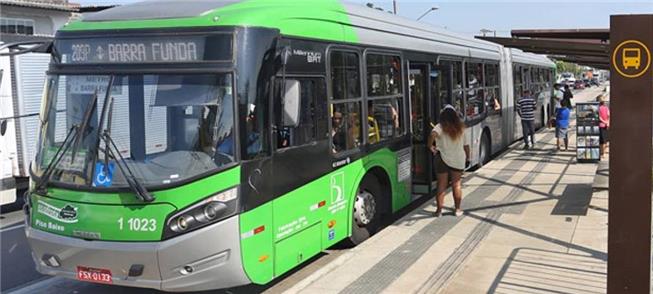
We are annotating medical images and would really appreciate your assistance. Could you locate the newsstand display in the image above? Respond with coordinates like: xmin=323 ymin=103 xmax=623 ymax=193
xmin=575 ymin=102 xmax=601 ymax=162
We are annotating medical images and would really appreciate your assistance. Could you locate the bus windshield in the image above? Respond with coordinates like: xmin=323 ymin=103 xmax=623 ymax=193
xmin=33 ymin=73 xmax=236 ymax=189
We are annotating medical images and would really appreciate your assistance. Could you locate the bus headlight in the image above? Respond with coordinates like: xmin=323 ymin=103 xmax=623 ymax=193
xmin=174 ymin=215 xmax=191 ymax=231
xmin=163 ymin=187 xmax=238 ymax=239
xmin=201 ymin=202 xmax=225 ymax=221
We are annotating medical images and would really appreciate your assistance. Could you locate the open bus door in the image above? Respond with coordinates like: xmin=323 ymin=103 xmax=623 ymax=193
xmin=410 ymin=62 xmax=452 ymax=196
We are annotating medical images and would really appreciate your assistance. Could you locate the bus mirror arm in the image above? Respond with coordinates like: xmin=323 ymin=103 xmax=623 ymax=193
xmin=279 ymin=46 xmax=291 ymax=66
xmin=247 ymin=169 xmax=262 ymax=195
xmin=0 ymin=40 xmax=53 ymax=56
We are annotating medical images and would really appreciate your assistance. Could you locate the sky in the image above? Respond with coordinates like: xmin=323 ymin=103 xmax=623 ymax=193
xmin=73 ymin=0 xmax=653 ymax=37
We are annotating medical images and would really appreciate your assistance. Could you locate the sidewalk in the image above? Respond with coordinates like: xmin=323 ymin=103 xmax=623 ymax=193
xmin=284 ymin=88 xmax=608 ymax=294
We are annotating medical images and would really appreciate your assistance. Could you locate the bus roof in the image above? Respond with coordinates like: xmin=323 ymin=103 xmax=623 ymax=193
xmin=64 ymin=0 xmax=548 ymax=64
xmin=510 ymin=48 xmax=556 ymax=68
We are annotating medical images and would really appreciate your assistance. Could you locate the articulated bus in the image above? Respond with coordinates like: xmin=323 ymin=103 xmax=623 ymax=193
xmin=16 ymin=0 xmax=554 ymax=291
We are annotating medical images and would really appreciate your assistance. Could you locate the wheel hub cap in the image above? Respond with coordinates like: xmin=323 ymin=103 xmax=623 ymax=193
xmin=354 ymin=190 xmax=376 ymax=226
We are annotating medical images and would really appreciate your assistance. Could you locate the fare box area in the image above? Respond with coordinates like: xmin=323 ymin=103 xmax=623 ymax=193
xmin=608 ymin=15 xmax=653 ymax=293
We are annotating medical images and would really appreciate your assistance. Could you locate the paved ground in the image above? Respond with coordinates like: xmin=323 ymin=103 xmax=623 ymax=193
xmin=1 ymin=86 xmax=608 ymax=293
xmin=283 ymin=86 xmax=608 ymax=294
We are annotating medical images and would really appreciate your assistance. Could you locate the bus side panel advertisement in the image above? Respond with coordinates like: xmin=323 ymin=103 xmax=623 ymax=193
xmin=239 ymin=148 xmax=409 ymax=282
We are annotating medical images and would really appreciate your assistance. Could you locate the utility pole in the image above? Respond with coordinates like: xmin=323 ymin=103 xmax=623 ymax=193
xmin=416 ymin=6 xmax=438 ymax=21
xmin=393 ymin=0 xmax=397 ymax=14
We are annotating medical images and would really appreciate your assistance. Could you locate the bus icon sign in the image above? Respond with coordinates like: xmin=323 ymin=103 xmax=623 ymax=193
xmin=623 ymin=48 xmax=641 ymax=69
xmin=613 ymin=40 xmax=651 ymax=78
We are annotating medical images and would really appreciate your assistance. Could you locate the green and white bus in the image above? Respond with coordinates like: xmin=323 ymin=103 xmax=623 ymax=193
xmin=19 ymin=0 xmax=555 ymax=291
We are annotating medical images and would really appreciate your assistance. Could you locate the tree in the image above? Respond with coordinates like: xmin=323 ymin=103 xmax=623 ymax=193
xmin=555 ymin=60 xmax=582 ymax=76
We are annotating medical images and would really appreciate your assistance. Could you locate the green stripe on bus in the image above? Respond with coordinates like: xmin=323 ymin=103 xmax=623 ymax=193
xmin=61 ymin=0 xmax=358 ymax=43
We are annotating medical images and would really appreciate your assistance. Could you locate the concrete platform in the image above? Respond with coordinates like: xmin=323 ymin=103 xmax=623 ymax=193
xmin=283 ymin=87 xmax=608 ymax=294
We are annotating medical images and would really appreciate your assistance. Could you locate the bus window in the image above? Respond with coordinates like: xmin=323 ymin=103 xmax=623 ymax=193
xmin=276 ymin=78 xmax=327 ymax=149
xmin=465 ymin=62 xmax=485 ymax=119
xmin=331 ymin=103 xmax=361 ymax=153
xmin=365 ymin=53 xmax=404 ymax=144
xmin=330 ymin=51 xmax=361 ymax=100
xmin=484 ymin=63 xmax=499 ymax=88
xmin=366 ymin=54 xmax=402 ymax=97
xmin=330 ymin=49 xmax=362 ymax=154
xmin=484 ymin=63 xmax=501 ymax=114
xmin=440 ymin=59 xmax=464 ymax=116
xmin=451 ymin=61 xmax=463 ymax=91
xmin=465 ymin=89 xmax=484 ymax=118
xmin=367 ymin=98 xmax=402 ymax=142
xmin=513 ymin=65 xmax=523 ymax=112
xmin=465 ymin=62 xmax=483 ymax=88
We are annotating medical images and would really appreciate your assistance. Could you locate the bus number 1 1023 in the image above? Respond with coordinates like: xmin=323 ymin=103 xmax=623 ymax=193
xmin=117 ymin=217 xmax=157 ymax=232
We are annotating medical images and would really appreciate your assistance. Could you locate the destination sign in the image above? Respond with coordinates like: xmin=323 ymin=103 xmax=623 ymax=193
xmin=56 ymin=34 xmax=232 ymax=64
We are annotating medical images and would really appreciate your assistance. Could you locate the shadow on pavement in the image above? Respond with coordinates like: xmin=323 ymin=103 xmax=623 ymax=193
xmin=488 ymin=247 xmax=606 ymax=293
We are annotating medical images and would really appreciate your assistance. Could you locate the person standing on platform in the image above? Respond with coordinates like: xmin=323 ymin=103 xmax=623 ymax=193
xmin=598 ymin=95 xmax=610 ymax=159
xmin=553 ymin=83 xmax=564 ymax=109
xmin=428 ymin=105 xmax=470 ymax=217
xmin=563 ymin=84 xmax=574 ymax=110
xmin=555 ymin=99 xmax=571 ymax=151
xmin=517 ymin=89 xmax=537 ymax=149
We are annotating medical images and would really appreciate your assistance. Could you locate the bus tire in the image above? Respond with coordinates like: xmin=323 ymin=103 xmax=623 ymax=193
xmin=478 ymin=132 xmax=490 ymax=168
xmin=347 ymin=175 xmax=383 ymax=246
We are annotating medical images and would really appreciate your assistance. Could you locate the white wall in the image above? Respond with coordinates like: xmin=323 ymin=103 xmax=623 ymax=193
xmin=0 ymin=49 xmax=19 ymax=183
xmin=1 ymin=5 xmax=72 ymax=36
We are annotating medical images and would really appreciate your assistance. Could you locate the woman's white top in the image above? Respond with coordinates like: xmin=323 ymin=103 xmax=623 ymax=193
xmin=432 ymin=124 xmax=470 ymax=170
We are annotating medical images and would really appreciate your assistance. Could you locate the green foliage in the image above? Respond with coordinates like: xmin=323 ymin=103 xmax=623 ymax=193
xmin=555 ymin=61 xmax=583 ymax=76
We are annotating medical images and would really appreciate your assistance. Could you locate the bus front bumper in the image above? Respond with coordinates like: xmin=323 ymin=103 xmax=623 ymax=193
xmin=25 ymin=215 xmax=251 ymax=292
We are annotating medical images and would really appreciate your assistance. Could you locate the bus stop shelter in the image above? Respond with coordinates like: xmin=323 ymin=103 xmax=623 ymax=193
xmin=477 ymin=29 xmax=610 ymax=69
xmin=477 ymin=17 xmax=653 ymax=294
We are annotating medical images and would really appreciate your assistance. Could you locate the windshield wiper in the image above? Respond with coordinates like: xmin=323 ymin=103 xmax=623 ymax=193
xmin=92 ymin=76 xmax=154 ymax=202
xmin=70 ymin=89 xmax=99 ymax=161
xmin=34 ymin=87 xmax=104 ymax=193
xmin=100 ymin=131 xmax=155 ymax=202
xmin=34 ymin=125 xmax=78 ymax=194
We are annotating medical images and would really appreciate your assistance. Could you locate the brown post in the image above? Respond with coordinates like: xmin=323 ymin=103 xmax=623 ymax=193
xmin=608 ymin=15 xmax=653 ymax=293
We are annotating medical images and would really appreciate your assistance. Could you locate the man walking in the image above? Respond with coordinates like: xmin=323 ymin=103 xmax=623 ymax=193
xmin=518 ymin=89 xmax=537 ymax=149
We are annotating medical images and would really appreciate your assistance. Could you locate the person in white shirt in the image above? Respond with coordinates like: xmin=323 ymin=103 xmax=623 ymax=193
xmin=428 ymin=105 xmax=471 ymax=217
xmin=553 ymin=83 xmax=564 ymax=109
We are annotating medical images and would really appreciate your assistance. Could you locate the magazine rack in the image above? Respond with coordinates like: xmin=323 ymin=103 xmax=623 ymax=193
xmin=575 ymin=102 xmax=601 ymax=163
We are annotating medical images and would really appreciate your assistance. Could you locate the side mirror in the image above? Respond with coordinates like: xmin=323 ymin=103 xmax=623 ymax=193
xmin=282 ymin=79 xmax=300 ymax=127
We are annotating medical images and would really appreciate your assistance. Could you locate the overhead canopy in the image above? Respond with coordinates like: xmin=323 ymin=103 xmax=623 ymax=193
xmin=476 ymin=29 xmax=611 ymax=69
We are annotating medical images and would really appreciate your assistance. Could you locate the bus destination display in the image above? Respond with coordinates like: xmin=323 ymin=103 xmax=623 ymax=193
xmin=56 ymin=35 xmax=231 ymax=64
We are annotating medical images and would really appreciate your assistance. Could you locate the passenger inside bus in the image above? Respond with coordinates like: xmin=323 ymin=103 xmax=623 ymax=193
xmin=331 ymin=107 xmax=361 ymax=153
xmin=368 ymin=101 xmax=400 ymax=139
xmin=331 ymin=111 xmax=346 ymax=152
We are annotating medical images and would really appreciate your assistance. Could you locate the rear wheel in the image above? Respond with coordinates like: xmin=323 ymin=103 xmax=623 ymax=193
xmin=478 ymin=133 xmax=490 ymax=168
xmin=347 ymin=176 xmax=383 ymax=246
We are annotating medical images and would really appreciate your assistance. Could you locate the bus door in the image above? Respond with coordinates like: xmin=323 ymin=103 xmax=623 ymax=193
xmin=409 ymin=62 xmax=451 ymax=195
xmin=409 ymin=63 xmax=430 ymax=195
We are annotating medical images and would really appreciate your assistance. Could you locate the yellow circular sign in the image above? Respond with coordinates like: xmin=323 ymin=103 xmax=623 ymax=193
xmin=612 ymin=40 xmax=651 ymax=78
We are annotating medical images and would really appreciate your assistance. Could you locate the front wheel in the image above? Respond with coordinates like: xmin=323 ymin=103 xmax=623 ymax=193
xmin=347 ymin=177 xmax=382 ymax=246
